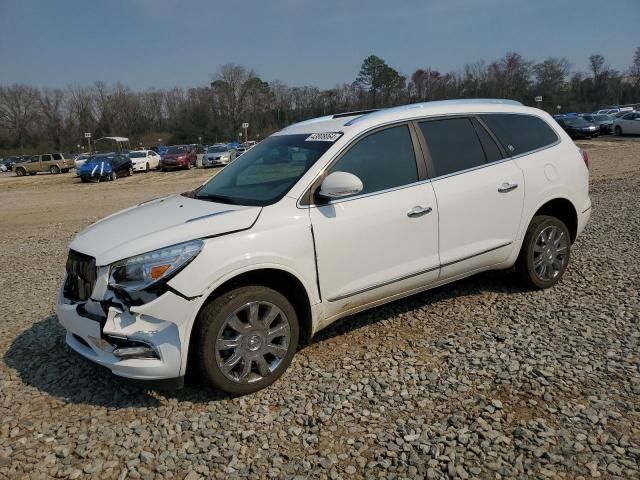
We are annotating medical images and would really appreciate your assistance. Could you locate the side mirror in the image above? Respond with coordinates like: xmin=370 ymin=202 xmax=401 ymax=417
xmin=318 ymin=171 xmax=363 ymax=200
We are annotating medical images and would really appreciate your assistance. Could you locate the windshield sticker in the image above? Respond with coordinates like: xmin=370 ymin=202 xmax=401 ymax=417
xmin=305 ymin=132 xmax=342 ymax=142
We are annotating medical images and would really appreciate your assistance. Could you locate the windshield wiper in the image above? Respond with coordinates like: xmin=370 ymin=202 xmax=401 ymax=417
xmin=195 ymin=193 xmax=238 ymax=205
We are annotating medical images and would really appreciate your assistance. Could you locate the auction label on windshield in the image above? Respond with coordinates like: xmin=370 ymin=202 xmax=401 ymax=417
xmin=305 ymin=132 xmax=342 ymax=142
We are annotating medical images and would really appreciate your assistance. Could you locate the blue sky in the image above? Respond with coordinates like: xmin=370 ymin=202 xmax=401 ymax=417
xmin=0 ymin=0 xmax=638 ymax=90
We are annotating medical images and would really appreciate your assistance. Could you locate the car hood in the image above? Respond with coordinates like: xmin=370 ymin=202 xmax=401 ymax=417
xmin=69 ymin=194 xmax=261 ymax=266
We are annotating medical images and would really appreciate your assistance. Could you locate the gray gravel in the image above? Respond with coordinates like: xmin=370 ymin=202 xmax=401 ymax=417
xmin=1 ymin=144 xmax=639 ymax=479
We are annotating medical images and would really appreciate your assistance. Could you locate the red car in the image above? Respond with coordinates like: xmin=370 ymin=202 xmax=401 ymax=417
xmin=160 ymin=145 xmax=197 ymax=171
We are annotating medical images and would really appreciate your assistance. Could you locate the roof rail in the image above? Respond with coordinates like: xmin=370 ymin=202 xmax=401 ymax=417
xmin=332 ymin=109 xmax=380 ymax=119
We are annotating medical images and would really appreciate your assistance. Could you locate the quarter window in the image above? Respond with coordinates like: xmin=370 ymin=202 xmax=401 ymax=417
xmin=328 ymin=125 xmax=418 ymax=197
xmin=419 ymin=118 xmax=487 ymax=177
xmin=480 ymin=114 xmax=558 ymax=155
xmin=471 ymin=118 xmax=503 ymax=163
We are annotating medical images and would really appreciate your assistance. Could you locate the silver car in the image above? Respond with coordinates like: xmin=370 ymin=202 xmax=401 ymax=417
xmin=202 ymin=144 xmax=236 ymax=167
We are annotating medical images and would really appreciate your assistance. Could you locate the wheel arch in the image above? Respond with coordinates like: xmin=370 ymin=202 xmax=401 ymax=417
xmin=531 ymin=197 xmax=578 ymax=243
xmin=184 ymin=266 xmax=314 ymax=376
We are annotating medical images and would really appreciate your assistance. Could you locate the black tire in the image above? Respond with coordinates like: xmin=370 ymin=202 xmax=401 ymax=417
xmin=516 ymin=215 xmax=571 ymax=289
xmin=81 ymin=178 xmax=88 ymax=183
xmin=49 ymin=165 xmax=60 ymax=174
xmin=185 ymin=161 xmax=191 ymax=170
xmin=194 ymin=286 xmax=300 ymax=395
xmin=15 ymin=167 xmax=26 ymax=177
xmin=145 ymin=163 xmax=149 ymax=173
xmin=128 ymin=166 xmax=134 ymax=176
xmin=161 ymin=167 xmax=167 ymax=172
xmin=62 ymin=169 xmax=69 ymax=173
xmin=29 ymin=172 xmax=36 ymax=175
xmin=109 ymin=171 xmax=116 ymax=181
xmin=615 ymin=125 xmax=622 ymax=136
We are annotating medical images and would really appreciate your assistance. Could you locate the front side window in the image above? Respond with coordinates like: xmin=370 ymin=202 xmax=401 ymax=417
xmin=480 ymin=114 xmax=558 ymax=155
xmin=419 ymin=118 xmax=487 ymax=177
xmin=194 ymin=134 xmax=336 ymax=206
xmin=327 ymin=125 xmax=418 ymax=197
xmin=41 ymin=155 xmax=52 ymax=162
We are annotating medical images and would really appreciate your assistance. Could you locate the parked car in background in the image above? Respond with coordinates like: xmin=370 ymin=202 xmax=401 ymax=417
xmin=202 ymin=144 xmax=236 ymax=167
xmin=596 ymin=108 xmax=619 ymax=115
xmin=582 ymin=114 xmax=614 ymax=135
xmin=56 ymin=99 xmax=591 ymax=394
xmin=235 ymin=144 xmax=247 ymax=156
xmin=612 ymin=109 xmax=636 ymax=119
xmin=14 ymin=153 xmax=72 ymax=176
xmin=555 ymin=117 xmax=599 ymax=139
xmin=74 ymin=153 xmax=92 ymax=171
xmin=1 ymin=156 xmax=19 ymax=171
xmin=78 ymin=153 xmax=133 ymax=182
xmin=129 ymin=150 xmax=161 ymax=172
xmin=613 ymin=111 xmax=640 ymax=136
xmin=159 ymin=145 xmax=197 ymax=171
xmin=0 ymin=161 xmax=7 ymax=172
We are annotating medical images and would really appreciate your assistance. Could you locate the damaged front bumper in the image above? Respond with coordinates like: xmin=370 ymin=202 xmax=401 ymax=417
xmin=57 ymin=273 xmax=198 ymax=388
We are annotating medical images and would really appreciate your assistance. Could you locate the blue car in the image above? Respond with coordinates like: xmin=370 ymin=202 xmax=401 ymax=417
xmin=79 ymin=153 xmax=133 ymax=182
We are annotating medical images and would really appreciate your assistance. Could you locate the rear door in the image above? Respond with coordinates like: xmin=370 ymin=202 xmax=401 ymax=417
xmin=417 ymin=116 xmax=525 ymax=278
xmin=309 ymin=124 xmax=440 ymax=318
xmin=41 ymin=154 xmax=53 ymax=172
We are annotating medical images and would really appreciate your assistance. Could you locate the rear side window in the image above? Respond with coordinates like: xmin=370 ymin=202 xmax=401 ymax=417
xmin=480 ymin=114 xmax=558 ymax=155
xmin=471 ymin=118 xmax=502 ymax=163
xmin=52 ymin=153 xmax=62 ymax=160
xmin=329 ymin=125 xmax=418 ymax=196
xmin=419 ymin=118 xmax=487 ymax=177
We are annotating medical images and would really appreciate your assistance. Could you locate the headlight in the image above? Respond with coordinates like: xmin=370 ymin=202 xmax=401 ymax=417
xmin=108 ymin=240 xmax=203 ymax=293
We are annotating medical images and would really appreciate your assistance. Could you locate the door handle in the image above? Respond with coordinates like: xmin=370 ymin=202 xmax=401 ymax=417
xmin=498 ymin=182 xmax=518 ymax=193
xmin=407 ymin=205 xmax=432 ymax=218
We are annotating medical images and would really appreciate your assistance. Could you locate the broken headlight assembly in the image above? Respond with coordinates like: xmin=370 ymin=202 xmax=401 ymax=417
xmin=108 ymin=239 xmax=203 ymax=294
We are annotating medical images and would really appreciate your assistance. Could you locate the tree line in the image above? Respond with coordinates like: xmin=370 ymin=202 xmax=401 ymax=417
xmin=1 ymin=48 xmax=639 ymax=155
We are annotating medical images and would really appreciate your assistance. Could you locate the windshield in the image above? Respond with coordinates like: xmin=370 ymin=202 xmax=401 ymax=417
xmin=129 ymin=151 xmax=146 ymax=158
xmin=193 ymin=134 xmax=338 ymax=206
xmin=167 ymin=146 xmax=186 ymax=154
xmin=207 ymin=146 xmax=227 ymax=153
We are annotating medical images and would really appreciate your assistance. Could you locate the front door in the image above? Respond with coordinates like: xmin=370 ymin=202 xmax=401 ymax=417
xmin=417 ymin=117 xmax=524 ymax=278
xmin=309 ymin=124 xmax=440 ymax=321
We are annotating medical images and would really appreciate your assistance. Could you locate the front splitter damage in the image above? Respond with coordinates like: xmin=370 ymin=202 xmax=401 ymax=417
xmin=58 ymin=286 xmax=199 ymax=382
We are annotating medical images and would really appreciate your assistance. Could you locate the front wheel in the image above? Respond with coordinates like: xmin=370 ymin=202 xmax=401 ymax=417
xmin=109 ymin=171 xmax=116 ymax=181
xmin=615 ymin=126 xmax=622 ymax=136
xmin=15 ymin=168 xmax=26 ymax=177
xmin=145 ymin=163 xmax=149 ymax=173
xmin=516 ymin=215 xmax=571 ymax=289
xmin=49 ymin=165 xmax=60 ymax=174
xmin=195 ymin=286 xmax=299 ymax=395
xmin=128 ymin=166 xmax=134 ymax=176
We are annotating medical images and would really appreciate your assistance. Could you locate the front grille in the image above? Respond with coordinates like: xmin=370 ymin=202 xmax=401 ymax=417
xmin=64 ymin=250 xmax=97 ymax=302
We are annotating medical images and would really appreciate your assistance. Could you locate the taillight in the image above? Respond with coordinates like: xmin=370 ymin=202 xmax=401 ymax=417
xmin=580 ymin=149 xmax=589 ymax=169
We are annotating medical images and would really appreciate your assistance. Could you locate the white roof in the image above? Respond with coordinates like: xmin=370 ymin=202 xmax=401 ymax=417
xmin=96 ymin=136 xmax=129 ymax=142
xmin=278 ymin=99 xmax=530 ymax=135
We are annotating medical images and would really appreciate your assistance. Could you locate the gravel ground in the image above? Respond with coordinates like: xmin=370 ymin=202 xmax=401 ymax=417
xmin=0 ymin=140 xmax=639 ymax=479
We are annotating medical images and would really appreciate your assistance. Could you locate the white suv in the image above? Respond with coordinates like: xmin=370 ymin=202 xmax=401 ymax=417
xmin=57 ymin=99 xmax=591 ymax=394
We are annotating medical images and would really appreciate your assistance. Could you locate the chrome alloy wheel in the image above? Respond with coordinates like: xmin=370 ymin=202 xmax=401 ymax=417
xmin=215 ymin=301 xmax=291 ymax=384
xmin=533 ymin=225 xmax=568 ymax=282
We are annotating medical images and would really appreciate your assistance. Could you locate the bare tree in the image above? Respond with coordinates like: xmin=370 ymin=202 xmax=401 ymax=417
xmin=0 ymin=84 xmax=40 ymax=153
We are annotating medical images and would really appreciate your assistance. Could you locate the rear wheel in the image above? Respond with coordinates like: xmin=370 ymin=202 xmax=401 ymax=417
xmin=49 ymin=165 xmax=60 ymax=174
xmin=109 ymin=171 xmax=116 ymax=181
xmin=128 ymin=165 xmax=134 ymax=176
xmin=15 ymin=167 xmax=26 ymax=177
xmin=516 ymin=215 xmax=571 ymax=289
xmin=145 ymin=163 xmax=149 ymax=173
xmin=195 ymin=286 xmax=299 ymax=395
xmin=615 ymin=125 xmax=623 ymax=136
xmin=186 ymin=161 xmax=191 ymax=170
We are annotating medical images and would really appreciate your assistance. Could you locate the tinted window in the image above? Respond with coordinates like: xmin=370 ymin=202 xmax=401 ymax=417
xmin=480 ymin=114 xmax=558 ymax=155
xmin=52 ymin=153 xmax=62 ymax=160
xmin=30 ymin=156 xmax=40 ymax=163
xmin=41 ymin=155 xmax=52 ymax=162
xmin=328 ymin=125 xmax=418 ymax=197
xmin=419 ymin=118 xmax=486 ymax=177
xmin=472 ymin=118 xmax=502 ymax=163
